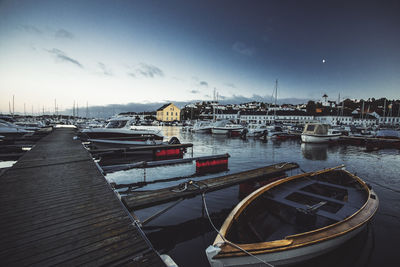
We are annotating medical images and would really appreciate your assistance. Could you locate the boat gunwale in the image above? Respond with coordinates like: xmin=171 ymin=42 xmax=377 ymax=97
xmin=213 ymin=166 xmax=379 ymax=258
xmin=301 ymin=133 xmax=342 ymax=138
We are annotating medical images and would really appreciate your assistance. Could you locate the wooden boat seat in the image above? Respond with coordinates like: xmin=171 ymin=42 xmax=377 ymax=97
xmin=267 ymin=180 xmax=363 ymax=221
xmin=312 ymin=180 xmax=365 ymax=205
xmin=275 ymin=179 xmax=364 ymax=206
xmin=267 ymin=196 xmax=343 ymax=221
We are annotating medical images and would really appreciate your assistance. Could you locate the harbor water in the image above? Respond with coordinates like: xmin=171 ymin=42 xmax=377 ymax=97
xmin=106 ymin=126 xmax=400 ymax=267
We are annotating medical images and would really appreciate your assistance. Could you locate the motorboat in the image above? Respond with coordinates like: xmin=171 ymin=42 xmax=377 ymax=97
xmin=206 ymin=166 xmax=379 ymax=266
xmin=0 ymin=119 xmax=34 ymax=140
xmin=265 ymin=125 xmax=286 ymax=139
xmin=192 ymin=121 xmax=213 ymax=133
xmin=245 ymin=123 xmax=268 ymax=137
xmin=349 ymin=126 xmax=377 ymax=138
xmin=14 ymin=121 xmax=45 ymax=131
xmin=80 ymin=116 xmax=164 ymax=148
xmin=301 ymin=123 xmax=341 ymax=143
xmin=212 ymin=120 xmax=244 ymax=135
xmin=375 ymin=129 xmax=400 ymax=139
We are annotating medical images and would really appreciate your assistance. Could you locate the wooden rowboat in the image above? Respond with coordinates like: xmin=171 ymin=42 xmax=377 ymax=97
xmin=206 ymin=166 xmax=378 ymax=266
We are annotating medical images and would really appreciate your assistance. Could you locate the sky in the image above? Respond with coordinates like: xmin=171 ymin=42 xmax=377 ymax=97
xmin=0 ymin=0 xmax=399 ymax=114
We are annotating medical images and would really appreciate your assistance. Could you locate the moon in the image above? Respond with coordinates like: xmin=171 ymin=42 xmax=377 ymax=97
xmin=322 ymin=59 xmax=326 ymax=63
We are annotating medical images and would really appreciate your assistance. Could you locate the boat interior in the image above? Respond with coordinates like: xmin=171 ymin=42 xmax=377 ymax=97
xmin=226 ymin=170 xmax=368 ymax=244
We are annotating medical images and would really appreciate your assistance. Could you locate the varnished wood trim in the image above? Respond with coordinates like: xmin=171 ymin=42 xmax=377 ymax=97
xmin=213 ymin=167 xmax=379 ymax=259
xmin=214 ymin=165 xmax=344 ymax=245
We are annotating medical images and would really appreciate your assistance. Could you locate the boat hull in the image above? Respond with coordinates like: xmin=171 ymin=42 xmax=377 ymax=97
xmin=89 ymin=138 xmax=164 ymax=149
xmin=301 ymin=133 xmax=341 ymax=143
xmin=212 ymin=127 xmax=243 ymax=135
xmin=207 ymin=223 xmax=366 ymax=267
xmin=192 ymin=127 xmax=212 ymax=133
xmin=206 ymin=167 xmax=379 ymax=267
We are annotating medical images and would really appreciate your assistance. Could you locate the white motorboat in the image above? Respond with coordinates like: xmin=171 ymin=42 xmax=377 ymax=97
xmin=266 ymin=125 xmax=286 ymax=139
xmin=301 ymin=123 xmax=341 ymax=143
xmin=245 ymin=123 xmax=268 ymax=137
xmin=211 ymin=120 xmax=244 ymax=135
xmin=192 ymin=121 xmax=213 ymax=133
xmin=15 ymin=121 xmax=45 ymax=131
xmin=0 ymin=119 xmax=34 ymax=140
xmin=206 ymin=166 xmax=378 ymax=266
xmin=80 ymin=116 xmax=164 ymax=148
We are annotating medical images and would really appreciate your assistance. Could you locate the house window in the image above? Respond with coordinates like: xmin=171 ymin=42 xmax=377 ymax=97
xmin=176 ymin=112 xmax=178 ymax=116
xmin=166 ymin=112 xmax=169 ymax=115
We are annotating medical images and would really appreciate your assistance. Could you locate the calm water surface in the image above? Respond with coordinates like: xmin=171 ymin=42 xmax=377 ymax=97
xmin=106 ymin=126 xmax=400 ymax=267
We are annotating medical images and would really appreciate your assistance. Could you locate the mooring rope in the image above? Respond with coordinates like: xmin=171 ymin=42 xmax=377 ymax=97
xmin=275 ymin=162 xmax=289 ymax=169
xmin=201 ymin=192 xmax=274 ymax=267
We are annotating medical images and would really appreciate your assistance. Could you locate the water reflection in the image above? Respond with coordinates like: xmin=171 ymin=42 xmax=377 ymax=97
xmin=107 ymin=126 xmax=399 ymax=267
xmin=297 ymin=225 xmax=374 ymax=267
xmin=301 ymin=143 xmax=329 ymax=160
xmin=144 ymin=208 xmax=233 ymax=253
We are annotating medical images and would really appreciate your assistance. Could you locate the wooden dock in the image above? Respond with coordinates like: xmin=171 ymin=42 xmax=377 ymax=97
xmin=339 ymin=135 xmax=400 ymax=149
xmin=122 ymin=162 xmax=299 ymax=210
xmin=0 ymin=128 xmax=165 ymax=266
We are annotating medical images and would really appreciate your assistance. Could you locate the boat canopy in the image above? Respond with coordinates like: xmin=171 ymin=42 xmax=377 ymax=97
xmin=105 ymin=116 xmax=134 ymax=129
xmin=303 ymin=123 xmax=329 ymax=135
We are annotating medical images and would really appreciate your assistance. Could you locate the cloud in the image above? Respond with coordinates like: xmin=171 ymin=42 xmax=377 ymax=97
xmin=47 ymin=48 xmax=83 ymax=68
xmin=55 ymin=29 xmax=74 ymax=39
xmin=98 ymin=62 xmax=112 ymax=76
xmin=225 ymin=83 xmax=236 ymax=88
xmin=199 ymin=81 xmax=208 ymax=87
xmin=136 ymin=63 xmax=164 ymax=78
xmin=19 ymin=24 xmax=42 ymax=35
xmin=204 ymin=94 xmax=211 ymax=98
xmin=232 ymin=42 xmax=255 ymax=56
xmin=189 ymin=90 xmax=200 ymax=94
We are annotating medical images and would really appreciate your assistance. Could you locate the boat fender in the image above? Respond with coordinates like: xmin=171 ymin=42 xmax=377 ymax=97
xmin=160 ymin=254 xmax=178 ymax=267
xmin=205 ymin=245 xmax=223 ymax=267
xmin=240 ymin=128 xmax=248 ymax=139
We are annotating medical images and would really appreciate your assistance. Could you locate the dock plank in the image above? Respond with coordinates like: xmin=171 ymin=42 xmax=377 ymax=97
xmin=0 ymin=128 xmax=165 ymax=266
xmin=122 ymin=162 xmax=299 ymax=210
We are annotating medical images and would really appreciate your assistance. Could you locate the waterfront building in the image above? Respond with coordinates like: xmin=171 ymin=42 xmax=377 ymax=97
xmin=379 ymin=116 xmax=400 ymax=126
xmin=272 ymin=110 xmax=314 ymax=124
xmin=239 ymin=111 xmax=267 ymax=124
xmin=315 ymin=115 xmax=354 ymax=126
xmin=352 ymin=114 xmax=378 ymax=126
xmin=214 ymin=110 xmax=239 ymax=122
xmin=156 ymin=103 xmax=181 ymax=122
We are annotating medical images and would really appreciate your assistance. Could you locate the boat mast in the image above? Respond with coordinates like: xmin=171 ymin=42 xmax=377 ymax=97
xmin=361 ymin=99 xmax=365 ymax=121
xmin=383 ymin=98 xmax=386 ymax=125
xmin=213 ymin=88 xmax=216 ymax=122
xmin=274 ymin=79 xmax=278 ymax=121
